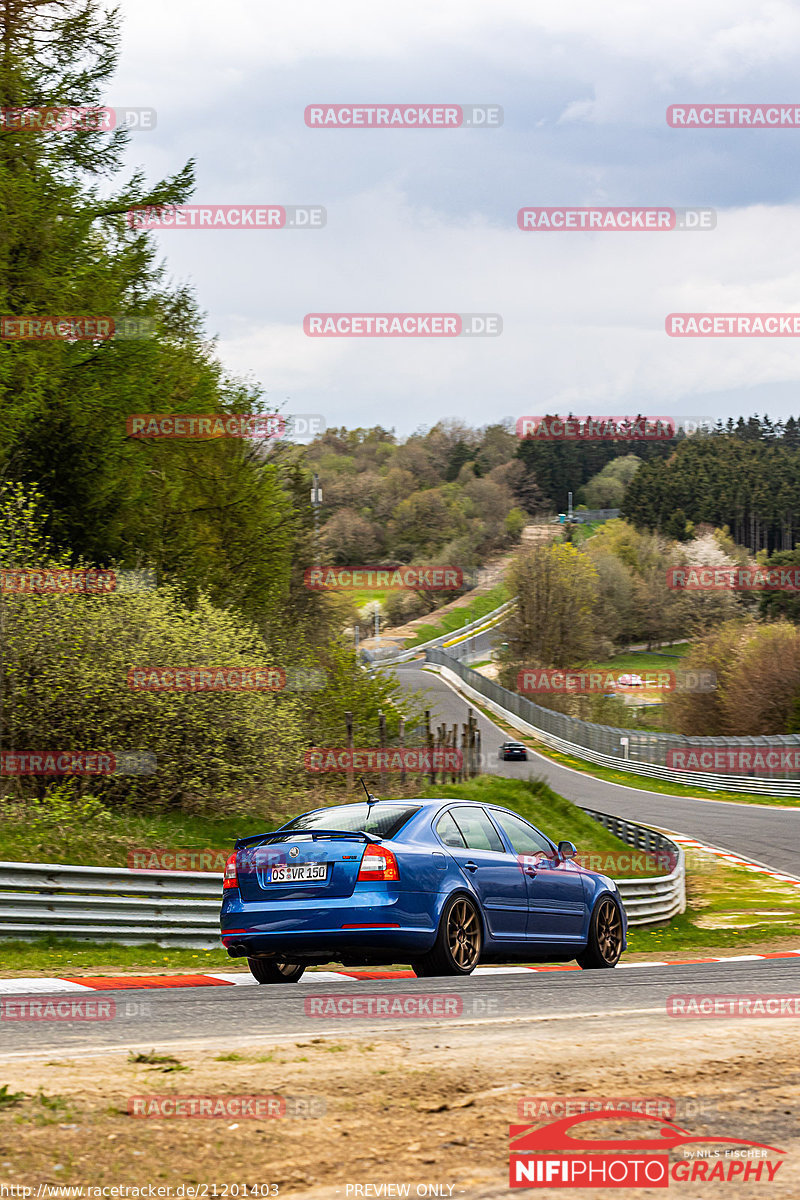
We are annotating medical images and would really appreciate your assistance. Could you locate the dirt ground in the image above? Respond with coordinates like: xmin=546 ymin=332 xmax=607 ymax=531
xmin=1 ymin=1011 xmax=798 ymax=1198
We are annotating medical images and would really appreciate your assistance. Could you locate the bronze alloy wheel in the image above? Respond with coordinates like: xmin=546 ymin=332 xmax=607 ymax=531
xmin=596 ymin=897 xmax=623 ymax=964
xmin=446 ymin=897 xmax=481 ymax=970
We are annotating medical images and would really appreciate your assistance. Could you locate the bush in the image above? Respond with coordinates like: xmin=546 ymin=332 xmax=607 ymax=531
xmin=2 ymin=586 xmax=308 ymax=806
xmin=663 ymin=619 xmax=800 ymax=736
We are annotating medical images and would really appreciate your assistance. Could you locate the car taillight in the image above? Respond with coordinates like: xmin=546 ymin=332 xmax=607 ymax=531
xmin=357 ymin=843 xmax=399 ymax=882
xmin=223 ymin=852 xmax=238 ymax=890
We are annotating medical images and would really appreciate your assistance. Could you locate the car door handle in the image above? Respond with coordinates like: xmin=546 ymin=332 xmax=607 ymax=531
xmin=523 ymin=866 xmax=537 ymax=877
xmin=463 ymin=861 xmax=479 ymax=872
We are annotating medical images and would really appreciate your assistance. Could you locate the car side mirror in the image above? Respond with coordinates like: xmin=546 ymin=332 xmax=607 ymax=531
xmin=558 ymin=840 xmax=577 ymax=860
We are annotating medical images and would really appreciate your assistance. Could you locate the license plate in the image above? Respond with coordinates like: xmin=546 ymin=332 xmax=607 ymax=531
xmin=267 ymin=863 xmax=328 ymax=883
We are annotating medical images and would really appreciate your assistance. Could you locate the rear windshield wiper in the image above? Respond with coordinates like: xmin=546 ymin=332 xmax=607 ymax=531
xmin=235 ymin=829 xmax=383 ymax=850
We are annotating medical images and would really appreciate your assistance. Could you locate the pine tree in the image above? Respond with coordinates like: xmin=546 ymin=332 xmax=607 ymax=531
xmin=0 ymin=1 xmax=300 ymax=622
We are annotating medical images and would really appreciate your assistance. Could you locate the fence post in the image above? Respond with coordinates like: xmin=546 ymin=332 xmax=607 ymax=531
xmin=460 ymin=722 xmax=468 ymax=781
xmin=345 ymin=710 xmax=354 ymax=793
xmin=378 ymin=710 xmax=387 ymax=795
xmin=398 ymin=716 xmax=406 ymax=788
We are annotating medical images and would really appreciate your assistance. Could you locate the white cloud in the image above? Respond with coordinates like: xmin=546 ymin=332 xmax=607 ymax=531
xmin=111 ymin=0 xmax=800 ymax=432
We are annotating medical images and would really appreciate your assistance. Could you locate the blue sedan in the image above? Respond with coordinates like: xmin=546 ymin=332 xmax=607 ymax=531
xmin=220 ymin=797 xmax=627 ymax=983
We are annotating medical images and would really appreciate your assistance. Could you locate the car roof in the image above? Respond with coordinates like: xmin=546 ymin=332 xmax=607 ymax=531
xmin=307 ymin=797 xmax=497 ymax=810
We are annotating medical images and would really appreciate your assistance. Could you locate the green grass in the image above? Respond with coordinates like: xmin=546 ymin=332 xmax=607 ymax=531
xmin=0 ymin=936 xmax=234 ymax=974
xmin=0 ymin=802 xmax=302 ymax=868
xmin=406 ymin=583 xmax=510 ymax=649
xmin=625 ymin=856 xmax=800 ymax=953
xmin=568 ymin=521 xmax=603 ymax=543
xmin=0 ymin=1085 xmax=25 ymax=1108
xmin=351 ymin=589 xmax=390 ymax=608
xmin=586 ymin=643 xmax=692 ymax=673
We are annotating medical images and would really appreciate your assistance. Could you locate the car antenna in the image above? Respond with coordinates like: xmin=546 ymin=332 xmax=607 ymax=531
xmin=359 ymin=777 xmax=378 ymax=812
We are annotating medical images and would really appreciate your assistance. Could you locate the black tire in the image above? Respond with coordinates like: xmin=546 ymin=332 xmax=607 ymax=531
xmin=411 ymin=893 xmax=482 ymax=977
xmin=247 ymin=957 xmax=306 ymax=984
xmin=576 ymin=895 xmax=624 ymax=969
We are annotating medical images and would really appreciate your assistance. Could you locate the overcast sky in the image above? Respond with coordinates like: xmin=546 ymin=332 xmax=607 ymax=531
xmin=112 ymin=0 xmax=800 ymax=436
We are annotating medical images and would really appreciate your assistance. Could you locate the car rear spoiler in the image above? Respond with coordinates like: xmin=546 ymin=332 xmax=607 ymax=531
xmin=235 ymin=829 xmax=383 ymax=850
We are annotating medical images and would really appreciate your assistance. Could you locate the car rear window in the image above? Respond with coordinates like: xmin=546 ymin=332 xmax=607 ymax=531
xmin=279 ymin=803 xmax=421 ymax=839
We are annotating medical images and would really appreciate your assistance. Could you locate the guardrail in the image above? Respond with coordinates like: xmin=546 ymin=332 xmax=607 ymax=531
xmin=0 ymin=819 xmax=683 ymax=946
xmin=367 ymin=598 xmax=515 ymax=666
xmin=0 ymin=861 xmax=221 ymax=948
xmin=579 ymin=810 xmax=685 ymax=925
xmin=426 ymin=653 xmax=800 ymax=796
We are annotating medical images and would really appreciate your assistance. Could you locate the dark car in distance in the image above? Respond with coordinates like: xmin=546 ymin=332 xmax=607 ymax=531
xmin=499 ymin=740 xmax=528 ymax=761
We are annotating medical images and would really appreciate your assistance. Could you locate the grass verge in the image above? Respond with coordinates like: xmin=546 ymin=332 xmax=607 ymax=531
xmin=0 ymin=807 xmax=252 ymax=868
xmin=626 ymin=848 xmax=800 ymax=954
xmin=0 ymin=937 xmax=234 ymax=975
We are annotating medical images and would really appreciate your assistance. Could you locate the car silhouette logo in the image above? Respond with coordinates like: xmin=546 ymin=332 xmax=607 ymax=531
xmin=509 ymin=1110 xmax=785 ymax=1155
xmin=289 ymin=846 xmax=300 ymax=858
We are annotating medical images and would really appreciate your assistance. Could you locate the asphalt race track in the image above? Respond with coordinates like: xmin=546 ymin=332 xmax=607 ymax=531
xmin=391 ymin=659 xmax=800 ymax=876
xmin=1 ymin=957 xmax=797 ymax=1059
